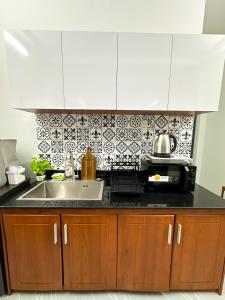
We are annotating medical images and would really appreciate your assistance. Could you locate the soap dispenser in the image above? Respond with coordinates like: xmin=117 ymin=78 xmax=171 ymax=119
xmin=64 ymin=151 xmax=75 ymax=180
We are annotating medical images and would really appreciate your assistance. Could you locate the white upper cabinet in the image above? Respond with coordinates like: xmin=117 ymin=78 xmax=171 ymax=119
xmin=4 ymin=30 xmax=64 ymax=109
xmin=168 ymin=35 xmax=225 ymax=111
xmin=62 ymin=31 xmax=117 ymax=110
xmin=4 ymin=30 xmax=225 ymax=112
xmin=117 ymin=33 xmax=172 ymax=110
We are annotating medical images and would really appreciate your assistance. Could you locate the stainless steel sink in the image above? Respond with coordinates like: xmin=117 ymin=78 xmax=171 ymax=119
xmin=17 ymin=180 xmax=104 ymax=201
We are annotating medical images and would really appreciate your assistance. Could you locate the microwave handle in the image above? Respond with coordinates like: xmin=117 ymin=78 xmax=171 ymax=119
xmin=183 ymin=165 xmax=190 ymax=190
xmin=184 ymin=166 xmax=189 ymax=173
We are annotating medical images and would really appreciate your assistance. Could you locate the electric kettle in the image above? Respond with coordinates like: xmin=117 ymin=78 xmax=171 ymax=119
xmin=154 ymin=132 xmax=177 ymax=158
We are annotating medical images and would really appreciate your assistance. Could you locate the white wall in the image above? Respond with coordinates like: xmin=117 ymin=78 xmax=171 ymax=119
xmin=0 ymin=0 xmax=205 ymax=33
xmin=0 ymin=0 xmax=205 ymax=167
xmin=0 ymin=58 xmax=37 ymax=164
xmin=203 ymin=0 xmax=225 ymax=33
xmin=193 ymin=71 xmax=225 ymax=195
xmin=193 ymin=0 xmax=225 ymax=195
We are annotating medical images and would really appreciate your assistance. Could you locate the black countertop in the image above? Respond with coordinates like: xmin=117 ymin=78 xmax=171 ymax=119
xmin=0 ymin=180 xmax=225 ymax=209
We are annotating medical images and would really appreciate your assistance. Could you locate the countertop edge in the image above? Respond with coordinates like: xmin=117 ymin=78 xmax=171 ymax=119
xmin=0 ymin=181 xmax=225 ymax=210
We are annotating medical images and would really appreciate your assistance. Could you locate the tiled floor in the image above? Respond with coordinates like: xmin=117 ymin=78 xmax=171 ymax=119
xmin=2 ymin=289 xmax=225 ymax=300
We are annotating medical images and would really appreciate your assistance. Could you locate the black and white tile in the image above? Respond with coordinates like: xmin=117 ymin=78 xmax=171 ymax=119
xmin=63 ymin=114 xmax=76 ymax=127
xmin=116 ymin=142 xmax=128 ymax=154
xmin=180 ymin=130 xmax=192 ymax=142
xmin=37 ymin=127 xmax=50 ymax=140
xmin=38 ymin=141 xmax=51 ymax=153
xmin=181 ymin=116 xmax=194 ymax=129
xmin=36 ymin=113 xmax=195 ymax=170
xmin=89 ymin=141 xmax=102 ymax=154
xmin=77 ymin=128 xmax=89 ymax=141
xmin=63 ymin=128 xmax=76 ymax=141
xmin=130 ymin=115 xmax=141 ymax=127
xmin=39 ymin=153 xmax=51 ymax=162
xmin=116 ymin=115 xmax=129 ymax=127
xmin=103 ymin=128 xmax=116 ymax=141
xmin=77 ymin=141 xmax=89 ymax=154
xmin=142 ymin=115 xmax=155 ymax=128
xmin=142 ymin=128 xmax=154 ymax=141
xmin=90 ymin=129 xmax=102 ymax=141
xmin=116 ymin=128 xmax=129 ymax=141
xmin=50 ymin=128 xmax=63 ymax=140
xmin=77 ymin=114 xmax=89 ymax=127
xmin=51 ymin=141 xmax=64 ymax=153
xmin=89 ymin=115 xmax=102 ymax=128
xmin=128 ymin=142 xmax=141 ymax=154
xmin=51 ymin=154 xmax=64 ymax=167
xmin=103 ymin=154 xmax=114 ymax=170
xmin=64 ymin=141 xmax=76 ymax=152
xmin=103 ymin=142 xmax=115 ymax=154
xmin=49 ymin=114 xmax=62 ymax=127
xmin=155 ymin=115 xmax=169 ymax=130
xmin=169 ymin=116 xmax=181 ymax=129
xmin=141 ymin=141 xmax=154 ymax=155
xmin=103 ymin=115 xmax=116 ymax=127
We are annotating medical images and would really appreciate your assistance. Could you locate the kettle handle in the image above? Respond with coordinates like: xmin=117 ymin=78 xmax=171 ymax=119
xmin=169 ymin=134 xmax=177 ymax=153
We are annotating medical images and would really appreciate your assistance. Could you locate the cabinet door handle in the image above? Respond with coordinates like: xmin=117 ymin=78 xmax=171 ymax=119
xmin=177 ymin=224 xmax=182 ymax=244
xmin=168 ymin=224 xmax=173 ymax=245
xmin=64 ymin=224 xmax=68 ymax=245
xmin=54 ymin=223 xmax=57 ymax=245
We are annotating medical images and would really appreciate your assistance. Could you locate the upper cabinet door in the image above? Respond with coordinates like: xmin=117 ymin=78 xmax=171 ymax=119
xmin=168 ymin=35 xmax=225 ymax=111
xmin=4 ymin=30 xmax=64 ymax=109
xmin=62 ymin=32 xmax=117 ymax=109
xmin=117 ymin=33 xmax=172 ymax=110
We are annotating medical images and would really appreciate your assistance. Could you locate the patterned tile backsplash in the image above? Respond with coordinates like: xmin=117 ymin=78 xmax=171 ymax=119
xmin=36 ymin=114 xmax=195 ymax=170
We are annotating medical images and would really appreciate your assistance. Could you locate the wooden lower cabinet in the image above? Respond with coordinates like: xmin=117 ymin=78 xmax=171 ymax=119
xmin=171 ymin=215 xmax=225 ymax=291
xmin=117 ymin=215 xmax=174 ymax=291
xmin=3 ymin=212 xmax=225 ymax=293
xmin=3 ymin=214 xmax=62 ymax=291
xmin=62 ymin=215 xmax=117 ymax=290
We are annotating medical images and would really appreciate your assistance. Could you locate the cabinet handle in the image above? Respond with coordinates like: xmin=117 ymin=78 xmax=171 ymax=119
xmin=54 ymin=223 xmax=57 ymax=245
xmin=177 ymin=224 xmax=182 ymax=244
xmin=168 ymin=224 xmax=173 ymax=245
xmin=64 ymin=224 xmax=68 ymax=245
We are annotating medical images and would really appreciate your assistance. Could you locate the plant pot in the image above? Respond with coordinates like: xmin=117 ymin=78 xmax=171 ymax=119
xmin=36 ymin=174 xmax=46 ymax=182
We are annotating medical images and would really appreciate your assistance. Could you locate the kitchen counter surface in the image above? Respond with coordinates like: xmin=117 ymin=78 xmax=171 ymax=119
xmin=0 ymin=180 xmax=225 ymax=209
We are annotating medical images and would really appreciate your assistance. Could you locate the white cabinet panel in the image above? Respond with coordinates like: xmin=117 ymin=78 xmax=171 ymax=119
xmin=168 ymin=35 xmax=225 ymax=111
xmin=63 ymin=32 xmax=117 ymax=110
xmin=4 ymin=30 xmax=64 ymax=109
xmin=117 ymin=33 xmax=172 ymax=110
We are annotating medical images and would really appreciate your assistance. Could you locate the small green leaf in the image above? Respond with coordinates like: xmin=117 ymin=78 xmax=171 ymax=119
xmin=30 ymin=157 xmax=53 ymax=176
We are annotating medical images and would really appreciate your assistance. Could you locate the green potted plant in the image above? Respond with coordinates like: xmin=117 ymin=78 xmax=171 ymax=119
xmin=30 ymin=157 xmax=53 ymax=181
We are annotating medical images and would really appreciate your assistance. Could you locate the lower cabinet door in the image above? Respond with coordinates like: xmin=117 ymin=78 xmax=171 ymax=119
xmin=3 ymin=214 xmax=62 ymax=291
xmin=62 ymin=215 xmax=117 ymax=290
xmin=171 ymin=215 xmax=225 ymax=291
xmin=117 ymin=215 xmax=174 ymax=291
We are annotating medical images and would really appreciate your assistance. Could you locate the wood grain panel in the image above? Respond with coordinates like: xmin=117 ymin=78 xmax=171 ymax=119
xmin=171 ymin=215 xmax=225 ymax=291
xmin=117 ymin=215 xmax=174 ymax=291
xmin=3 ymin=214 xmax=62 ymax=291
xmin=62 ymin=215 xmax=117 ymax=290
xmin=2 ymin=208 xmax=225 ymax=216
xmin=16 ymin=108 xmax=199 ymax=115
